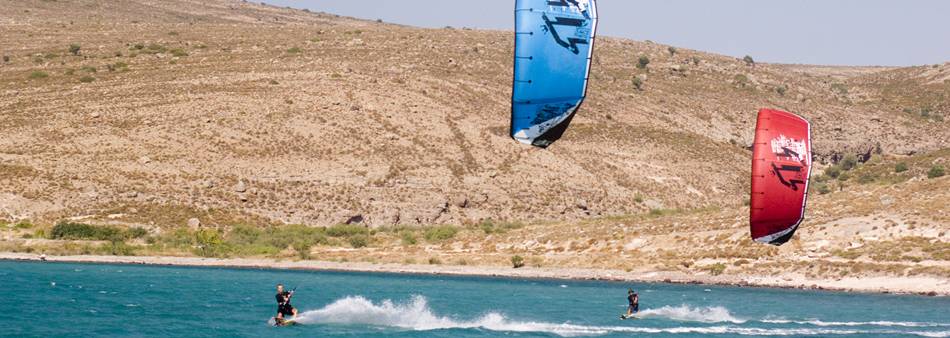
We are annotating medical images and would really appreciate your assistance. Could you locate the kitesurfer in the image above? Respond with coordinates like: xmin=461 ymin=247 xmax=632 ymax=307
xmin=625 ymin=289 xmax=639 ymax=317
xmin=275 ymin=284 xmax=297 ymax=320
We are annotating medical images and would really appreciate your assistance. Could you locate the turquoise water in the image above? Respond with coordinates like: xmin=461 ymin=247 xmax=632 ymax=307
xmin=1 ymin=261 xmax=948 ymax=337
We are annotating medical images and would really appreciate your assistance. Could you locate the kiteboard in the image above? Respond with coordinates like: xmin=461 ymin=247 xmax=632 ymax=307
xmin=273 ymin=317 xmax=298 ymax=327
xmin=620 ymin=314 xmax=640 ymax=320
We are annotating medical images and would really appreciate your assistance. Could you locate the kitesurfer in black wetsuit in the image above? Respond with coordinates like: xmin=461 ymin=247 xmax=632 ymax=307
xmin=625 ymin=289 xmax=639 ymax=317
xmin=275 ymin=284 xmax=297 ymax=321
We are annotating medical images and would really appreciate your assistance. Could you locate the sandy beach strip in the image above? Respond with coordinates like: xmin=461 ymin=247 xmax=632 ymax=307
xmin=2 ymin=252 xmax=947 ymax=296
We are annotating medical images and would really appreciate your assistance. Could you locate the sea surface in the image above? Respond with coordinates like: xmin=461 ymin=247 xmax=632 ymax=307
xmin=1 ymin=260 xmax=948 ymax=337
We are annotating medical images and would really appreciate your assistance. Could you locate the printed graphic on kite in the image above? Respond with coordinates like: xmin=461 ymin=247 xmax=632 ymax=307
xmin=511 ymin=0 xmax=598 ymax=148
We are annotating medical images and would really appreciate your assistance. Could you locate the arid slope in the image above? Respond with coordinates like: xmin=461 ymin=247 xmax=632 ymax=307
xmin=1 ymin=0 xmax=948 ymax=291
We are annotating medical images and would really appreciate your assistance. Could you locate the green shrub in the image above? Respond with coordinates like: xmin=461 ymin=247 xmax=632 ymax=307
xmin=156 ymin=228 xmax=195 ymax=248
xmin=14 ymin=222 xmax=34 ymax=229
xmin=293 ymin=239 xmax=313 ymax=259
xmin=856 ymin=173 xmax=876 ymax=184
xmin=824 ymin=165 xmax=842 ymax=178
xmin=68 ymin=44 xmax=81 ymax=56
xmin=326 ymin=224 xmax=368 ymax=237
xmin=511 ymin=255 xmax=525 ymax=268
xmin=667 ymin=46 xmax=677 ymax=56
xmin=813 ymin=182 xmax=832 ymax=195
xmin=227 ymin=224 xmax=327 ymax=257
xmin=929 ymin=165 xmax=946 ymax=179
xmin=400 ymin=231 xmax=417 ymax=245
xmin=477 ymin=219 xmax=523 ymax=234
xmin=79 ymin=76 xmax=95 ymax=83
xmin=3 ymin=55 xmax=10 ymax=63
xmin=743 ymin=55 xmax=755 ymax=66
xmin=632 ymin=77 xmax=643 ymax=91
xmin=169 ymin=48 xmax=188 ymax=57
xmin=636 ymin=56 xmax=650 ymax=69
xmin=734 ymin=74 xmax=749 ymax=86
xmin=80 ymin=66 xmax=97 ymax=73
xmin=29 ymin=71 xmax=49 ymax=79
xmin=227 ymin=224 xmax=263 ymax=244
xmin=776 ymin=85 xmax=787 ymax=96
xmin=838 ymin=171 xmax=851 ymax=182
xmin=106 ymin=242 xmax=137 ymax=256
xmin=428 ymin=257 xmax=442 ymax=265
xmin=216 ymin=226 xmax=274 ymax=257
xmin=50 ymin=222 xmax=124 ymax=241
xmin=705 ymin=263 xmax=727 ymax=275
xmin=144 ymin=44 xmax=167 ymax=54
xmin=128 ymin=227 xmax=148 ymax=239
xmin=424 ymin=225 xmax=458 ymax=242
xmin=840 ymin=154 xmax=859 ymax=170
xmin=286 ymin=47 xmax=302 ymax=54
xmin=168 ymin=31 xmax=179 ymax=36
xmin=194 ymin=228 xmax=224 ymax=257
xmin=895 ymin=162 xmax=908 ymax=173
xmin=348 ymin=234 xmax=369 ymax=248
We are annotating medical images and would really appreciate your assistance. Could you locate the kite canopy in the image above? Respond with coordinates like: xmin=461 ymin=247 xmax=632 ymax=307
xmin=750 ymin=109 xmax=813 ymax=245
xmin=511 ymin=0 xmax=598 ymax=148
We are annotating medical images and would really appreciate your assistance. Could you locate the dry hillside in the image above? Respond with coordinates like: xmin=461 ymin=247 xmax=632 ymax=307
xmin=1 ymin=0 xmax=948 ymax=288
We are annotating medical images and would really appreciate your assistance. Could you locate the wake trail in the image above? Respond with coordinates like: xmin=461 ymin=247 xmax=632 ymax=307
xmin=288 ymin=296 xmax=949 ymax=337
xmin=761 ymin=318 xmax=950 ymax=328
xmin=637 ymin=305 xmax=746 ymax=323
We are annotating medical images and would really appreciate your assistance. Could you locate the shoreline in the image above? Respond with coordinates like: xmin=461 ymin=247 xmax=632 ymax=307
xmin=3 ymin=253 xmax=947 ymax=297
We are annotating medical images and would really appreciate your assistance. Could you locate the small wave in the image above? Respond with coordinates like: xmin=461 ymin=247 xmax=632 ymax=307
xmin=763 ymin=318 xmax=950 ymax=328
xmin=638 ymin=305 xmax=746 ymax=324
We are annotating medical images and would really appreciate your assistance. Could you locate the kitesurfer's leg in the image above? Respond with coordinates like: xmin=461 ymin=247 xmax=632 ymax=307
xmin=291 ymin=307 xmax=298 ymax=319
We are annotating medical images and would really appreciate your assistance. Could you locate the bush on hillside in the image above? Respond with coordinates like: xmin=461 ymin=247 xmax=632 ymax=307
xmin=929 ymin=165 xmax=946 ymax=179
xmin=637 ymin=56 xmax=650 ymax=69
xmin=424 ymin=225 xmax=458 ymax=242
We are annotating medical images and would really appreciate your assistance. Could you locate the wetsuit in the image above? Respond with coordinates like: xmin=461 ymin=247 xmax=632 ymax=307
xmin=627 ymin=293 xmax=639 ymax=313
xmin=276 ymin=291 xmax=295 ymax=317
